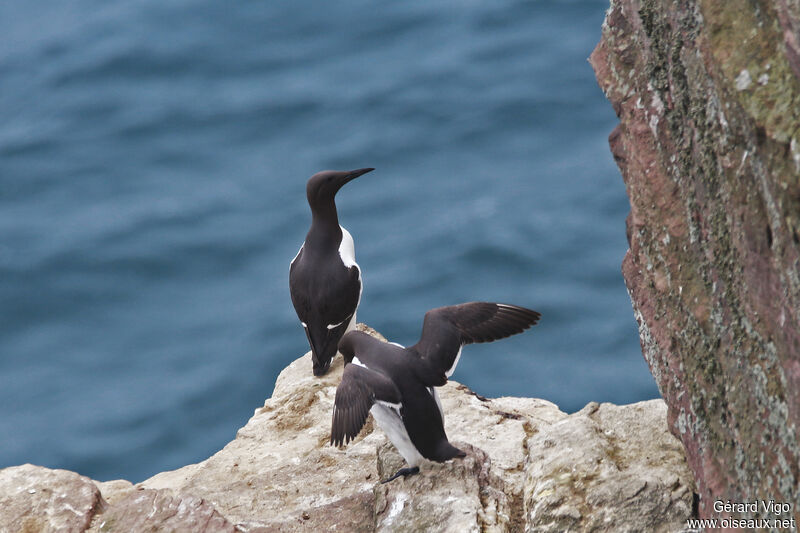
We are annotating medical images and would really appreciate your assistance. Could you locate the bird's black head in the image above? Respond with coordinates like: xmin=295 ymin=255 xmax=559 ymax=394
xmin=337 ymin=331 xmax=359 ymax=365
xmin=306 ymin=168 xmax=374 ymax=210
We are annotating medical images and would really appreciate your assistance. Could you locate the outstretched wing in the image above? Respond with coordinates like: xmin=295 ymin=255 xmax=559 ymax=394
xmin=331 ymin=364 xmax=401 ymax=447
xmin=410 ymin=302 xmax=541 ymax=386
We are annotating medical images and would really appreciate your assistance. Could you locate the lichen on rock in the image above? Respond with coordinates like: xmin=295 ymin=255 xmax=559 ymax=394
xmin=591 ymin=0 xmax=800 ymax=524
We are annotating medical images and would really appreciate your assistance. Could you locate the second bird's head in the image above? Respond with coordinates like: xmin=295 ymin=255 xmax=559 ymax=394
xmin=337 ymin=331 xmax=361 ymax=366
xmin=306 ymin=168 xmax=374 ymax=209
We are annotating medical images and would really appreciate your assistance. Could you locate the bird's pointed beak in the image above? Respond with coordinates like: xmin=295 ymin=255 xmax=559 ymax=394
xmin=342 ymin=167 xmax=374 ymax=184
xmin=310 ymin=339 xmax=332 ymax=376
xmin=304 ymin=327 xmax=332 ymax=376
xmin=312 ymin=359 xmax=331 ymax=377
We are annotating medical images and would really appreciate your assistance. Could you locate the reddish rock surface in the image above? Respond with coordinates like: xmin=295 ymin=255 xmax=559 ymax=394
xmin=591 ymin=0 xmax=800 ymax=523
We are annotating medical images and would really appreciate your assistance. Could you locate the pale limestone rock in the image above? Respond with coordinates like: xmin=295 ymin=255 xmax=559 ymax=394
xmin=0 ymin=325 xmax=694 ymax=532
xmin=524 ymin=400 xmax=694 ymax=533
xmin=0 ymin=464 xmax=102 ymax=533
xmin=87 ymin=489 xmax=236 ymax=533
xmin=136 ymin=324 xmax=574 ymax=532
xmin=139 ymin=324 xmax=388 ymax=531
xmin=93 ymin=479 xmax=134 ymax=506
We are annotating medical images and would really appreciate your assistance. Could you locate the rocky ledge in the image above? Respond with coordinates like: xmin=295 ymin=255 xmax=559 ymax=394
xmin=0 ymin=326 xmax=693 ymax=532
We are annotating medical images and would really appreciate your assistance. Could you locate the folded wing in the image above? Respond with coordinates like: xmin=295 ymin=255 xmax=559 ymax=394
xmin=331 ymin=363 xmax=402 ymax=447
xmin=411 ymin=302 xmax=541 ymax=386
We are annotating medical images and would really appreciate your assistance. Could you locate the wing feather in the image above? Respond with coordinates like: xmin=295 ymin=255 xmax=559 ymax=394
xmin=330 ymin=364 xmax=401 ymax=447
xmin=411 ymin=302 xmax=541 ymax=385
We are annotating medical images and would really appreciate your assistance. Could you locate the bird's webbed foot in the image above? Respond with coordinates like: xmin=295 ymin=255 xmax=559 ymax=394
xmin=381 ymin=466 xmax=420 ymax=484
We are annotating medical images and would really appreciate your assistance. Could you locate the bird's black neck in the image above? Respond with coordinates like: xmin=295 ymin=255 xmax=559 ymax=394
xmin=307 ymin=202 xmax=342 ymax=251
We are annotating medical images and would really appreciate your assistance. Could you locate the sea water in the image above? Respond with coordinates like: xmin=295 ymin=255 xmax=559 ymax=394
xmin=0 ymin=0 xmax=659 ymax=481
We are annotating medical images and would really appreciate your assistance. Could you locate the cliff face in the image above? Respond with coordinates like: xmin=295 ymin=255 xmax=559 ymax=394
xmin=0 ymin=325 xmax=694 ymax=532
xmin=591 ymin=0 xmax=800 ymax=522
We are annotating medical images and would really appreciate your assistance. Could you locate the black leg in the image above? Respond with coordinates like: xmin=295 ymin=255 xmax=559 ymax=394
xmin=381 ymin=466 xmax=420 ymax=484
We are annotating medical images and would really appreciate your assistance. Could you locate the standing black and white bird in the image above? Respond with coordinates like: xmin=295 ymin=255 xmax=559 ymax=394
xmin=290 ymin=168 xmax=374 ymax=376
xmin=330 ymin=302 xmax=541 ymax=482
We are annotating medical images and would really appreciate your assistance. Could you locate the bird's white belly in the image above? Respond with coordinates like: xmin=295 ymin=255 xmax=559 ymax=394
xmin=370 ymin=404 xmax=424 ymax=467
xmin=339 ymin=225 xmax=362 ymax=329
xmin=341 ymin=308 xmax=358 ymax=334
xmin=338 ymin=226 xmax=357 ymax=268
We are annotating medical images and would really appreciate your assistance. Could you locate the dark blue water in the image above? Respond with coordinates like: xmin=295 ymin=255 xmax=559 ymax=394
xmin=0 ymin=0 xmax=658 ymax=483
